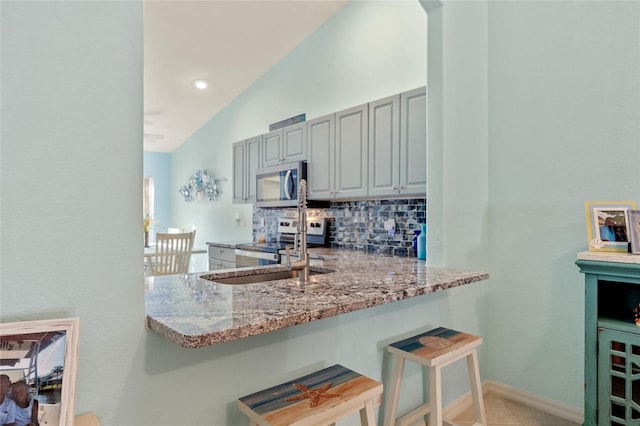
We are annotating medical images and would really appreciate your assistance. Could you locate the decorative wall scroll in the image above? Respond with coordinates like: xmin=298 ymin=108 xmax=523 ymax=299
xmin=179 ymin=170 xmax=227 ymax=202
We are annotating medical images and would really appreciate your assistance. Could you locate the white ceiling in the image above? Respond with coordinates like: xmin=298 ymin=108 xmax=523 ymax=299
xmin=143 ymin=0 xmax=349 ymax=153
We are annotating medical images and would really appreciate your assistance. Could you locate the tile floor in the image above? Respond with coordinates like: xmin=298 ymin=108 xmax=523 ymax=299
xmin=452 ymin=393 xmax=580 ymax=426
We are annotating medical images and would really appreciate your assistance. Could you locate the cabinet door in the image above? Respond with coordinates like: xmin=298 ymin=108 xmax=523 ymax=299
xmin=232 ymin=141 xmax=246 ymax=203
xmin=262 ymin=129 xmax=283 ymax=167
xmin=307 ymin=114 xmax=334 ymax=199
xmin=283 ymin=122 xmax=306 ymax=161
xmin=246 ymin=135 xmax=262 ymax=202
xmin=335 ymin=104 xmax=368 ymax=199
xmin=598 ymin=327 xmax=640 ymax=425
xmin=400 ymin=87 xmax=426 ymax=196
xmin=368 ymin=95 xmax=400 ymax=197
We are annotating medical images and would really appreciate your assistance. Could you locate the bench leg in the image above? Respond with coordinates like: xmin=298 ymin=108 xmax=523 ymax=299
xmin=466 ymin=350 xmax=487 ymax=426
xmin=383 ymin=355 xmax=405 ymax=426
xmin=428 ymin=365 xmax=443 ymax=426
xmin=359 ymin=399 xmax=376 ymax=425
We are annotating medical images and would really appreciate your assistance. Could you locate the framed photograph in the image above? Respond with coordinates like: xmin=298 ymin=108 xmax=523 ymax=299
xmin=0 ymin=317 xmax=79 ymax=426
xmin=585 ymin=201 xmax=636 ymax=252
xmin=628 ymin=210 xmax=640 ymax=254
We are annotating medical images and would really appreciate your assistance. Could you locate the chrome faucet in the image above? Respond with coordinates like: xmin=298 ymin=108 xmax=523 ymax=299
xmin=297 ymin=179 xmax=309 ymax=285
xmin=282 ymin=180 xmax=309 ymax=284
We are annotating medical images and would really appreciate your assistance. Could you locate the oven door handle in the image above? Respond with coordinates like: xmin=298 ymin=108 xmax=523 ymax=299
xmin=234 ymin=249 xmax=278 ymax=262
xmin=284 ymin=170 xmax=293 ymax=200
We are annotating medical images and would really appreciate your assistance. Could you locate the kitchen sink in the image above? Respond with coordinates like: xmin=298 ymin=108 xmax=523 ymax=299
xmin=212 ymin=269 xmax=332 ymax=285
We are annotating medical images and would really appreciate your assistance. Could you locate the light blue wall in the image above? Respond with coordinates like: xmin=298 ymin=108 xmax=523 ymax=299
xmin=143 ymin=152 xmax=172 ymax=237
xmin=3 ymin=1 xmax=639 ymax=424
xmin=171 ymin=0 xmax=427 ymax=250
xmin=484 ymin=1 xmax=640 ymax=407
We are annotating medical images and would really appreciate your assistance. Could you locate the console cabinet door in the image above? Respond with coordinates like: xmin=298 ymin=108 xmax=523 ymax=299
xmin=368 ymin=95 xmax=400 ymax=197
xmin=307 ymin=114 xmax=334 ymax=199
xmin=232 ymin=141 xmax=246 ymax=203
xmin=400 ymin=87 xmax=427 ymax=196
xmin=335 ymin=104 xmax=368 ymax=199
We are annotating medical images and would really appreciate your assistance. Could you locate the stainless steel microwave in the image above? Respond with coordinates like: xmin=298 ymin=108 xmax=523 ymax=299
xmin=254 ymin=161 xmax=307 ymax=208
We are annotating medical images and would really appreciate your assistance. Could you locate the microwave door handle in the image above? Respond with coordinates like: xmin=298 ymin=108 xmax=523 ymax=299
xmin=284 ymin=170 xmax=293 ymax=200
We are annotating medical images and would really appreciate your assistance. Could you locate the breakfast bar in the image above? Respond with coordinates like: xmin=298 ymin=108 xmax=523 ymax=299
xmin=145 ymin=249 xmax=489 ymax=348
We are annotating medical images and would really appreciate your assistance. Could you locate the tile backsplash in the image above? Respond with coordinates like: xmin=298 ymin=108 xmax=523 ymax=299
xmin=252 ymin=198 xmax=426 ymax=256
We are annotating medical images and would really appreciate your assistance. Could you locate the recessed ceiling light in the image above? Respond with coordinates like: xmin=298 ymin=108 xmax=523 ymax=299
xmin=193 ymin=79 xmax=208 ymax=90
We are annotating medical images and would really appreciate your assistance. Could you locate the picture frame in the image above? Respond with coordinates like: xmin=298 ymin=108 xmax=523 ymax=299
xmin=585 ymin=201 xmax=636 ymax=252
xmin=628 ymin=210 xmax=640 ymax=254
xmin=0 ymin=317 xmax=79 ymax=426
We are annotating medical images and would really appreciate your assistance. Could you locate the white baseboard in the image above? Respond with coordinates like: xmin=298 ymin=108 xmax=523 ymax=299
xmin=441 ymin=380 xmax=584 ymax=425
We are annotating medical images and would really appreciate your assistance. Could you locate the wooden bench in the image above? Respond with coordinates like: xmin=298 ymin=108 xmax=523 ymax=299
xmin=238 ymin=364 xmax=382 ymax=425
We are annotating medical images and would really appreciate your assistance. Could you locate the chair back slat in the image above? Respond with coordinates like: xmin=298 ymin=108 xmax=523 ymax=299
xmin=150 ymin=230 xmax=196 ymax=276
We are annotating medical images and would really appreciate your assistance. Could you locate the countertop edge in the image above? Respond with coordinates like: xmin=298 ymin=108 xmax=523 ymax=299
xmin=146 ymin=271 xmax=489 ymax=348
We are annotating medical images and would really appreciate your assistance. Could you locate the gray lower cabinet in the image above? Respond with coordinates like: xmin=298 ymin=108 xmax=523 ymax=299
xmin=232 ymin=136 xmax=262 ymax=204
xmin=208 ymin=244 xmax=236 ymax=271
xmin=307 ymin=104 xmax=368 ymax=200
xmin=368 ymin=88 xmax=426 ymax=198
xmin=262 ymin=122 xmax=307 ymax=167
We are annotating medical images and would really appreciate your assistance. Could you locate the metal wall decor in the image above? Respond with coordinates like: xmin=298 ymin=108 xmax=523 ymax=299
xmin=179 ymin=170 xmax=227 ymax=202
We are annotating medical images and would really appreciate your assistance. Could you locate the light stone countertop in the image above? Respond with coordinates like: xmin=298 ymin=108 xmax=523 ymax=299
xmin=145 ymin=249 xmax=489 ymax=348
xmin=205 ymin=240 xmax=251 ymax=249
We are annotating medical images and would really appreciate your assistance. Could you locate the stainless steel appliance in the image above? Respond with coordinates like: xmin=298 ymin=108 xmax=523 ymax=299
xmin=254 ymin=161 xmax=307 ymax=208
xmin=234 ymin=217 xmax=330 ymax=267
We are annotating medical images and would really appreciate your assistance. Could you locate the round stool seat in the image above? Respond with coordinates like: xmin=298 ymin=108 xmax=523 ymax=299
xmin=238 ymin=364 xmax=382 ymax=426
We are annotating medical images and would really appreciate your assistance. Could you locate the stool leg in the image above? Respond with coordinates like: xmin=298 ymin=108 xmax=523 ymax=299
xmin=466 ymin=350 xmax=487 ymax=426
xmin=383 ymin=355 xmax=405 ymax=426
xmin=428 ymin=365 xmax=442 ymax=426
xmin=359 ymin=399 xmax=376 ymax=425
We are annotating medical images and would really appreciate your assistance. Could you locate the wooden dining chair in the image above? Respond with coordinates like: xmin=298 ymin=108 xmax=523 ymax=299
xmin=149 ymin=230 xmax=196 ymax=276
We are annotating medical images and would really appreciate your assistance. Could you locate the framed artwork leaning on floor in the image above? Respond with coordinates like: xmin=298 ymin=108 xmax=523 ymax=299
xmin=0 ymin=317 xmax=79 ymax=426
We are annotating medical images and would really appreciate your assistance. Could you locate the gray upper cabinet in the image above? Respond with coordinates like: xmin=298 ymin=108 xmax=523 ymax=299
xmin=234 ymin=86 xmax=424 ymax=203
xmin=283 ymin=122 xmax=306 ymax=161
xmin=307 ymin=105 xmax=368 ymax=200
xmin=232 ymin=135 xmax=262 ymax=204
xmin=368 ymin=94 xmax=400 ymax=197
xmin=335 ymin=104 xmax=368 ymax=199
xmin=368 ymin=87 xmax=426 ymax=198
xmin=232 ymin=141 xmax=246 ymax=203
xmin=262 ymin=129 xmax=282 ymax=167
xmin=307 ymin=114 xmax=334 ymax=199
xmin=399 ymin=87 xmax=426 ymax=196
xmin=262 ymin=122 xmax=307 ymax=167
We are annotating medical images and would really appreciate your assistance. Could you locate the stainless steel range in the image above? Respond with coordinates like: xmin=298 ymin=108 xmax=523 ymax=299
xmin=234 ymin=217 xmax=329 ymax=268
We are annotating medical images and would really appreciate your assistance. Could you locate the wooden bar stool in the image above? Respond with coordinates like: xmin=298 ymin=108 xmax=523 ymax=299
xmin=238 ymin=364 xmax=383 ymax=426
xmin=383 ymin=327 xmax=487 ymax=426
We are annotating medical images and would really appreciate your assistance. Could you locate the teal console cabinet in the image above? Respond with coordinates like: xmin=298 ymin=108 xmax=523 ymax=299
xmin=576 ymin=252 xmax=640 ymax=425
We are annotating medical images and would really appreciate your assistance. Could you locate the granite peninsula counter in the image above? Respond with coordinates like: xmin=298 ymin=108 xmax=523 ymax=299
xmin=145 ymin=249 xmax=489 ymax=348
